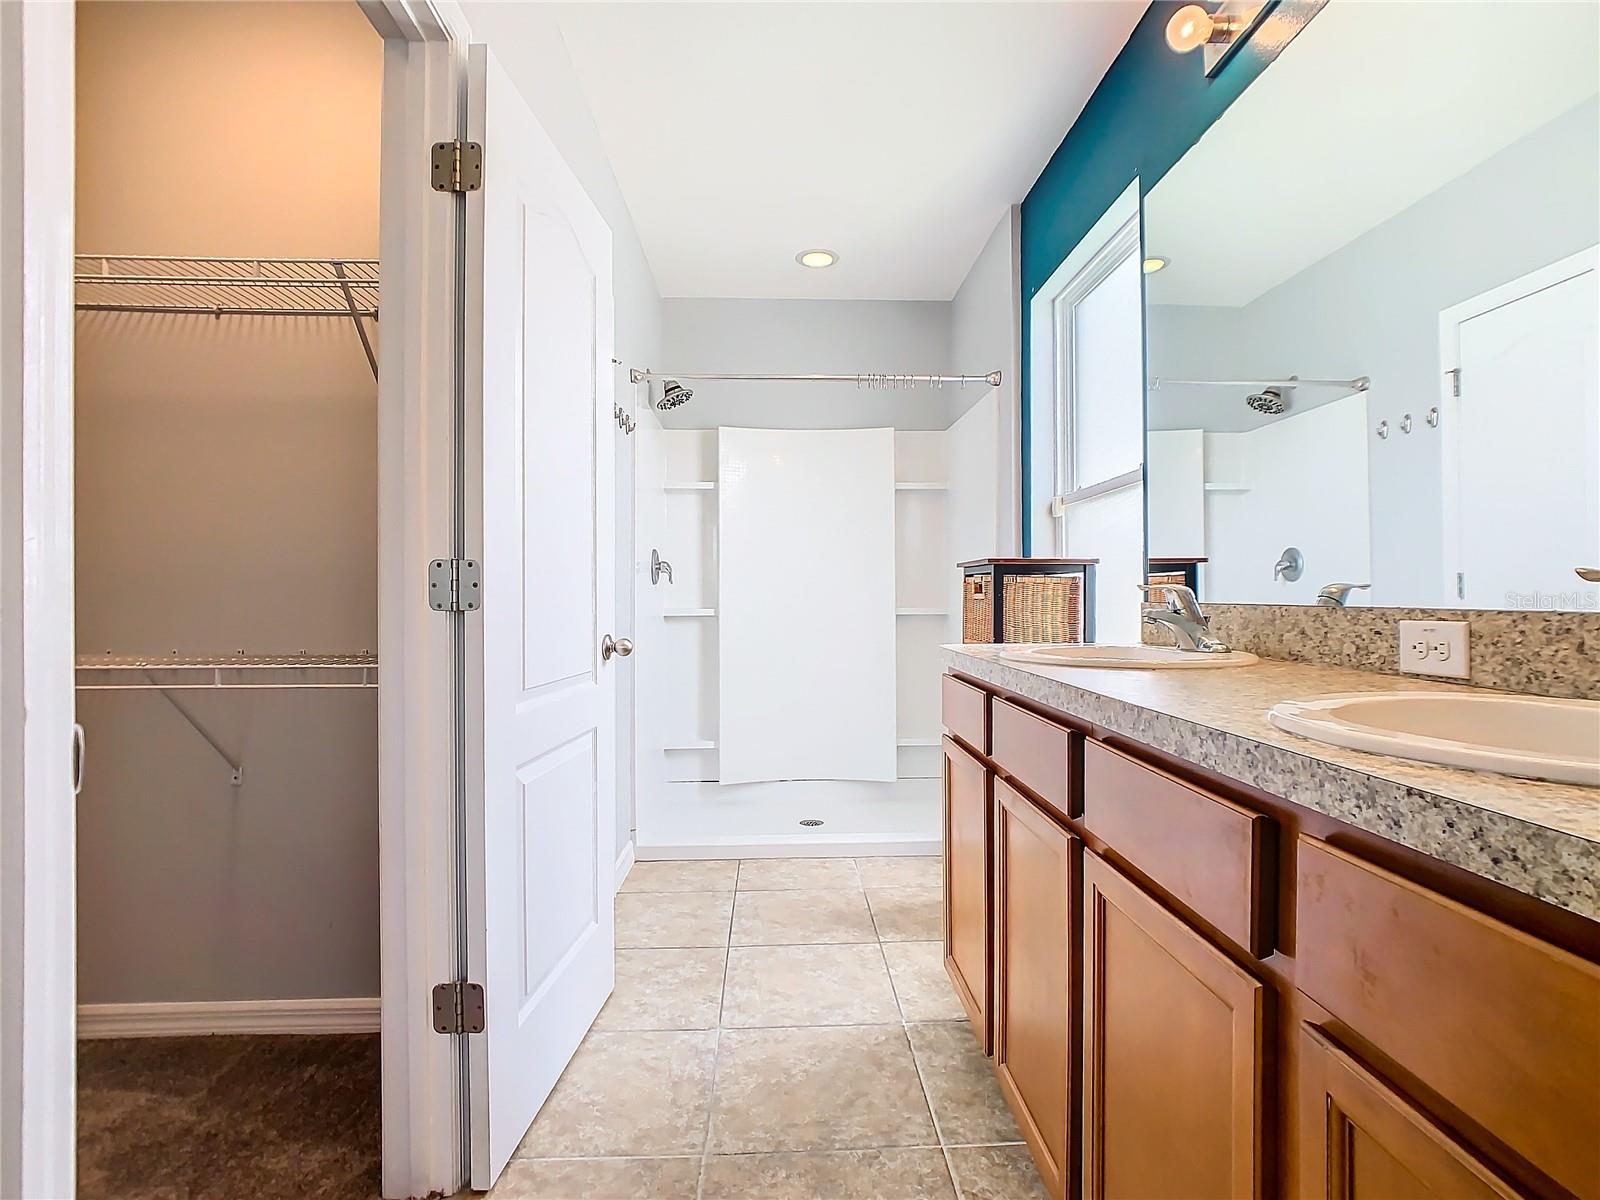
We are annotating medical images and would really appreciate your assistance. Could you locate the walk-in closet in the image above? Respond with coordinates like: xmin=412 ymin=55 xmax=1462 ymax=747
xmin=71 ymin=4 xmax=383 ymax=1196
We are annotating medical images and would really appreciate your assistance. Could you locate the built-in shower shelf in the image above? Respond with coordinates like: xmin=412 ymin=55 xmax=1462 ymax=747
xmin=664 ymin=607 xmax=717 ymax=618
xmin=665 ymin=481 xmax=717 ymax=492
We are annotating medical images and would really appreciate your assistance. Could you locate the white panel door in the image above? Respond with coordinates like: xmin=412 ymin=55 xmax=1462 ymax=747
xmin=1446 ymin=250 xmax=1599 ymax=610
xmin=464 ymin=45 xmax=616 ymax=1188
xmin=718 ymin=427 xmax=897 ymax=785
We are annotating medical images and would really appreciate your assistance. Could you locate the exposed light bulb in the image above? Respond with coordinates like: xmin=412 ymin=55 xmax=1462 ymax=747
xmin=1166 ymin=4 xmax=1215 ymax=53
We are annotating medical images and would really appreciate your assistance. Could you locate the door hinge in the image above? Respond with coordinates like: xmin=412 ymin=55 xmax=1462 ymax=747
xmin=431 ymin=140 xmax=483 ymax=193
xmin=429 ymin=558 xmax=482 ymax=612
xmin=1447 ymin=367 xmax=1461 ymax=397
xmin=431 ymin=980 xmax=486 ymax=1035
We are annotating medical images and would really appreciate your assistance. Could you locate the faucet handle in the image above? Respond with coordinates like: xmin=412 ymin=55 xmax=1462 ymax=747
xmin=1315 ymin=582 xmax=1371 ymax=607
xmin=1137 ymin=582 xmax=1204 ymax=622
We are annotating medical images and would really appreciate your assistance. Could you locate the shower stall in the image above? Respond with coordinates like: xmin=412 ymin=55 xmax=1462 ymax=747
xmin=627 ymin=328 xmax=1007 ymax=860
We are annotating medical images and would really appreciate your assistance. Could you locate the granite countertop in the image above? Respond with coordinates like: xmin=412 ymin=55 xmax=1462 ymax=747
xmin=944 ymin=645 xmax=1600 ymax=921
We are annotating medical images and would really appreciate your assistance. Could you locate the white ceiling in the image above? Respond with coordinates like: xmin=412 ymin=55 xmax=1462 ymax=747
xmin=1144 ymin=1 xmax=1600 ymax=308
xmin=547 ymin=2 xmax=1146 ymax=300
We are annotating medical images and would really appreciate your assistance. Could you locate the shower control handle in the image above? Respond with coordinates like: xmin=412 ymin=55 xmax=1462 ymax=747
xmin=601 ymin=634 xmax=633 ymax=662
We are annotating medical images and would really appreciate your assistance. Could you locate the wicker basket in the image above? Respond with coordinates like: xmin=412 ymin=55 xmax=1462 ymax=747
xmin=962 ymin=573 xmax=994 ymax=643
xmin=1001 ymin=574 xmax=1083 ymax=644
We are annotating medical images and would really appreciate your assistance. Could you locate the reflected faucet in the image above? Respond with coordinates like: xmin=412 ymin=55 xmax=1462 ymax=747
xmin=1315 ymin=582 xmax=1371 ymax=607
xmin=1137 ymin=583 xmax=1232 ymax=653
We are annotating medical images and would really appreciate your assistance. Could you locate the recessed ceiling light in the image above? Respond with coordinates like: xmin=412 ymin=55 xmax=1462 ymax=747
xmin=1143 ymin=256 xmax=1170 ymax=274
xmin=796 ymin=249 xmax=838 ymax=269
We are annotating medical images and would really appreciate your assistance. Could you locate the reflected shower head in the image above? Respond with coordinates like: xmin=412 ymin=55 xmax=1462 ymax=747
xmin=656 ymin=380 xmax=693 ymax=411
xmin=1246 ymin=387 xmax=1288 ymax=415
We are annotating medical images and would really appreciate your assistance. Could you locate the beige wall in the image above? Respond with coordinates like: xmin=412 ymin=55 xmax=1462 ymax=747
xmin=75 ymin=2 xmax=382 ymax=1004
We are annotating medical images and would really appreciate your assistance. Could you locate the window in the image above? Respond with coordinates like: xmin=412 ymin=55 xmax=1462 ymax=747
xmin=1046 ymin=212 xmax=1145 ymax=644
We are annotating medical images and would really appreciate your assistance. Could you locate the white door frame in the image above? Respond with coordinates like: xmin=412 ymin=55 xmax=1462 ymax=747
xmin=0 ymin=4 xmax=77 ymax=1197
xmin=1437 ymin=245 xmax=1599 ymax=606
xmin=1 ymin=2 xmax=474 ymax=1195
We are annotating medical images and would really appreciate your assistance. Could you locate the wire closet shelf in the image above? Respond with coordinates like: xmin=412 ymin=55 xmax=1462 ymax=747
xmin=75 ymin=653 xmax=378 ymax=691
xmin=75 ymin=254 xmax=380 ymax=378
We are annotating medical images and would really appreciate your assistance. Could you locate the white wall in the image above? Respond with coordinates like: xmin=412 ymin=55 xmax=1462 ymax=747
xmin=1148 ymin=99 xmax=1600 ymax=605
xmin=950 ymin=208 xmax=1022 ymax=557
xmin=461 ymin=1 xmax=664 ymax=863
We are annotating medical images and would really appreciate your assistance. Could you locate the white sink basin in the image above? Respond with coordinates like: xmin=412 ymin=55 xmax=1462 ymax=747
xmin=1268 ymin=691 xmax=1600 ymax=786
xmin=1000 ymin=644 xmax=1260 ymax=670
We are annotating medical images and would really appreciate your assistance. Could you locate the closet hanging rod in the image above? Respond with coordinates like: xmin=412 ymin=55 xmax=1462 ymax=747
xmin=628 ymin=368 xmax=1003 ymax=388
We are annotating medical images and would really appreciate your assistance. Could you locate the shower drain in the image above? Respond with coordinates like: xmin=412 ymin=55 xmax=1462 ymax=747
xmin=798 ymin=818 xmax=824 ymax=827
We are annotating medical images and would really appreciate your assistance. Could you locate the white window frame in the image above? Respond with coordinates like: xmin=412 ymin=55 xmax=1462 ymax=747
xmin=1048 ymin=214 xmax=1143 ymax=550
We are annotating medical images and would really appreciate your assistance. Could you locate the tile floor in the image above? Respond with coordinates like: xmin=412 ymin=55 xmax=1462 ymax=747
xmin=490 ymin=856 xmax=1047 ymax=1200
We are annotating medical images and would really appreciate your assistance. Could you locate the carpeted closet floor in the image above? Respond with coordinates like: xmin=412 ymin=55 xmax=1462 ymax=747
xmin=77 ymin=1033 xmax=381 ymax=1200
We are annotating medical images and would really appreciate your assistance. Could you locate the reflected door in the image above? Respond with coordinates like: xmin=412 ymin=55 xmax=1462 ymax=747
xmin=1446 ymin=249 xmax=1599 ymax=609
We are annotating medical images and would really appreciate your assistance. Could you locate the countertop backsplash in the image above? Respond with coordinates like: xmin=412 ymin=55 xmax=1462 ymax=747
xmin=1140 ymin=605 xmax=1600 ymax=701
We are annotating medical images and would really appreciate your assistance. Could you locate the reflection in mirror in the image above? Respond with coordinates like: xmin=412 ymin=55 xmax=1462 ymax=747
xmin=1143 ymin=2 xmax=1600 ymax=611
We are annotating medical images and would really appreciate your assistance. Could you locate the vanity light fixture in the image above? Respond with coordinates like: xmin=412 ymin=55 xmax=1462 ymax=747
xmin=1143 ymin=255 xmax=1169 ymax=274
xmin=1166 ymin=1 xmax=1270 ymax=76
xmin=796 ymin=248 xmax=838 ymax=269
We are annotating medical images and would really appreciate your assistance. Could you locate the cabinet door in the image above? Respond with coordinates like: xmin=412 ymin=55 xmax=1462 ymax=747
xmin=1083 ymin=850 xmax=1266 ymax=1200
xmin=1298 ymin=1024 xmax=1525 ymax=1200
xmin=942 ymin=736 xmax=993 ymax=1050
xmin=994 ymin=778 xmax=1076 ymax=1200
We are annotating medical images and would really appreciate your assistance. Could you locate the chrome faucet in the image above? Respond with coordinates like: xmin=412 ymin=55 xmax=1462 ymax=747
xmin=1137 ymin=583 xmax=1232 ymax=653
xmin=1315 ymin=582 xmax=1371 ymax=607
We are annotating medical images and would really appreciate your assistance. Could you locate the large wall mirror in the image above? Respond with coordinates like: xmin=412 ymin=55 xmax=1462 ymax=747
xmin=1143 ymin=2 xmax=1599 ymax=611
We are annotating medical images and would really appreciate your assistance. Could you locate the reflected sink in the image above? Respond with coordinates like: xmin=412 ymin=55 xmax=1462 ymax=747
xmin=1000 ymin=644 xmax=1260 ymax=669
xmin=1268 ymin=692 xmax=1600 ymax=786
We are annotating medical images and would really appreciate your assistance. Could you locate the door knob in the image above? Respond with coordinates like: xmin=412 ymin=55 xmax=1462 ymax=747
xmin=601 ymin=634 xmax=633 ymax=662
xmin=1577 ymin=567 xmax=1600 ymax=583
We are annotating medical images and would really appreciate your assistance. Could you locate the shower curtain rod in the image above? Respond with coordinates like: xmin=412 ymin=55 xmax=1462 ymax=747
xmin=628 ymin=368 xmax=1002 ymax=388
xmin=1149 ymin=375 xmax=1370 ymax=392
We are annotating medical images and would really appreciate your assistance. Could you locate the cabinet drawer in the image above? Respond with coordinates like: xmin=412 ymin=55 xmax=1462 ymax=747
xmin=992 ymin=698 xmax=1077 ymax=821
xmin=941 ymin=673 xmax=990 ymax=754
xmin=1082 ymin=741 xmax=1272 ymax=957
xmin=1297 ymin=836 xmax=1600 ymax=1199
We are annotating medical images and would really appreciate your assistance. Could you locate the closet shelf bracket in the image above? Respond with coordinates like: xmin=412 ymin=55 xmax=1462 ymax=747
xmin=151 ymin=678 xmax=244 ymax=787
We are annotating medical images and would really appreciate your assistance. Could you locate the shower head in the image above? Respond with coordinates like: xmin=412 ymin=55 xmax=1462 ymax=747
xmin=656 ymin=380 xmax=693 ymax=411
xmin=1246 ymin=386 xmax=1289 ymax=415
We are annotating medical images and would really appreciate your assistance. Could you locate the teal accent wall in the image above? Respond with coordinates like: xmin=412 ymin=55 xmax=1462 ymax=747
xmin=1019 ymin=0 xmax=1322 ymax=552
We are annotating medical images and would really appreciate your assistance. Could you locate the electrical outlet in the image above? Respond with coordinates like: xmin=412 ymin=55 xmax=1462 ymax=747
xmin=1398 ymin=620 xmax=1470 ymax=680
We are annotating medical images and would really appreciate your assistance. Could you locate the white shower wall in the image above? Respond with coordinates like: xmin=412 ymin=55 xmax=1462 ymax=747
xmin=637 ymin=428 xmax=954 ymax=855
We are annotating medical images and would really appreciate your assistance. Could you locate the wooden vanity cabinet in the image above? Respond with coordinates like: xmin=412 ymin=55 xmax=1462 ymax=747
xmin=1082 ymin=850 xmax=1266 ymax=1200
xmin=1296 ymin=1024 xmax=1524 ymax=1200
xmin=941 ymin=735 xmax=993 ymax=1050
xmin=939 ymin=671 xmax=1599 ymax=1200
xmin=994 ymin=776 xmax=1077 ymax=1200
